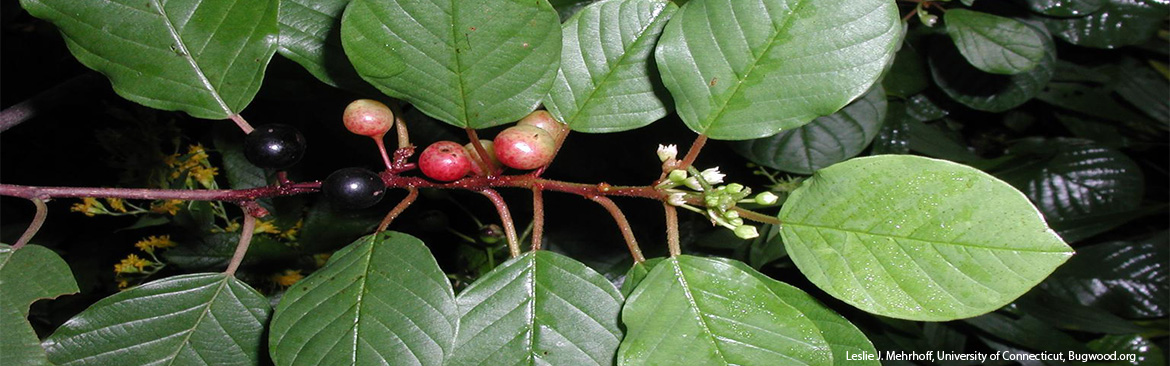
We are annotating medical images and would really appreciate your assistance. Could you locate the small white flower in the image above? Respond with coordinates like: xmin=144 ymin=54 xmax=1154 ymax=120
xmin=683 ymin=177 xmax=704 ymax=191
xmin=667 ymin=192 xmax=687 ymax=207
xmin=657 ymin=144 xmax=678 ymax=162
xmin=754 ymin=192 xmax=779 ymax=205
xmin=733 ymin=225 xmax=760 ymax=239
xmin=700 ymin=167 xmax=725 ymax=185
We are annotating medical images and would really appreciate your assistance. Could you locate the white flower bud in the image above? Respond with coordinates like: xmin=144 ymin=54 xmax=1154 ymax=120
xmin=657 ymin=144 xmax=678 ymax=162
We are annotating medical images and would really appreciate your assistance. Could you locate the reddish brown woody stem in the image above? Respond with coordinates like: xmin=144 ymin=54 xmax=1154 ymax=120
xmin=466 ymin=128 xmax=496 ymax=177
xmin=480 ymin=189 xmax=520 ymax=257
xmin=678 ymin=134 xmax=708 ymax=170
xmin=377 ymin=188 xmax=419 ymax=232
xmin=589 ymin=195 xmax=645 ymax=263
xmin=531 ymin=188 xmax=545 ymax=251
xmin=13 ymin=199 xmax=48 ymax=250
xmin=0 ymin=182 xmax=320 ymax=203
xmin=224 ymin=212 xmax=256 ymax=276
xmin=663 ymin=203 xmax=681 ymax=257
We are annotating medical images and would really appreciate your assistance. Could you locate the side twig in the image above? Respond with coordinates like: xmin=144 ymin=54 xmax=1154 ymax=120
xmin=377 ymin=187 xmax=419 ymax=232
xmin=13 ymin=199 xmax=48 ymax=250
xmin=589 ymin=196 xmax=645 ymax=263
xmin=224 ymin=212 xmax=257 ymax=276
xmin=663 ymin=203 xmax=681 ymax=257
xmin=531 ymin=188 xmax=545 ymax=251
xmin=230 ymin=114 xmax=255 ymax=134
xmin=480 ymin=189 xmax=520 ymax=257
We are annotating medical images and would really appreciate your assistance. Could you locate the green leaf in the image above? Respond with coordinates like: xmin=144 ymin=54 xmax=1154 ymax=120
xmin=619 ymin=258 xmax=663 ymax=298
xmin=450 ymin=250 xmax=623 ymax=366
xmin=1025 ymin=0 xmax=1105 ymax=17
xmin=779 ymin=155 xmax=1073 ymax=321
xmin=882 ymin=45 xmax=929 ymax=98
xmin=871 ymin=100 xmax=911 ymax=155
xmin=963 ymin=313 xmax=1090 ymax=353
xmin=721 ymin=259 xmax=879 ymax=366
xmin=1014 ymin=290 xmax=1146 ymax=334
xmin=654 ymin=0 xmax=900 ymax=140
xmin=44 ymin=273 xmax=270 ymax=366
xmin=0 ymin=244 xmax=79 ymax=366
xmin=1041 ymin=0 xmax=1168 ymax=49
xmin=295 ymin=198 xmax=380 ymax=253
xmin=1037 ymin=80 xmax=1157 ymax=126
xmin=617 ymin=255 xmax=832 ymax=365
xmin=930 ymin=23 xmax=1056 ymax=112
xmin=549 ymin=0 xmax=599 ymax=20
xmin=1114 ymin=58 xmax=1170 ymax=124
xmin=1088 ymin=335 xmax=1165 ymax=366
xmin=278 ymin=0 xmax=374 ymax=92
xmin=269 ymin=232 xmax=456 ymax=366
xmin=945 ymin=10 xmax=1045 ymax=75
xmin=543 ymin=0 xmax=677 ymax=133
xmin=995 ymin=138 xmax=1144 ymax=243
xmin=163 ymin=232 xmax=294 ymax=269
xmin=341 ymin=0 xmax=562 ymax=129
xmin=732 ymin=86 xmax=886 ymax=174
xmin=748 ymin=224 xmax=788 ymax=269
xmin=19 ymin=0 xmax=279 ymax=120
xmin=907 ymin=119 xmax=985 ymax=163
xmin=1041 ymin=231 xmax=1168 ymax=319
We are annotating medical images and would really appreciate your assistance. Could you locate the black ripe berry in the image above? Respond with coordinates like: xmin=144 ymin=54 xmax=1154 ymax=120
xmin=244 ymin=124 xmax=307 ymax=170
xmin=322 ymin=167 xmax=385 ymax=209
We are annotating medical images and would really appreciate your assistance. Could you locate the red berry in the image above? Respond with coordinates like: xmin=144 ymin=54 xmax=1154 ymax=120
xmin=518 ymin=110 xmax=568 ymax=141
xmin=463 ymin=140 xmax=499 ymax=176
xmin=493 ymin=125 xmax=556 ymax=170
xmin=343 ymin=99 xmax=394 ymax=137
xmin=419 ymin=141 xmax=473 ymax=181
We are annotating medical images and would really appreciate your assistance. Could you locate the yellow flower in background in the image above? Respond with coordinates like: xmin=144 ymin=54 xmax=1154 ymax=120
xmin=190 ymin=166 xmax=219 ymax=188
xmin=255 ymin=219 xmax=282 ymax=235
xmin=106 ymin=198 xmax=128 ymax=213
xmin=71 ymin=197 xmax=104 ymax=217
xmin=134 ymin=235 xmax=176 ymax=252
xmin=272 ymin=270 xmax=304 ymax=287
xmin=313 ymin=253 xmax=332 ymax=268
xmin=187 ymin=144 xmax=209 ymax=161
xmin=151 ymin=199 xmax=183 ymax=215
xmin=224 ymin=221 xmax=241 ymax=232
xmin=114 ymin=254 xmax=152 ymax=274
xmin=117 ymin=279 xmax=130 ymax=289
xmin=281 ymin=219 xmax=304 ymax=241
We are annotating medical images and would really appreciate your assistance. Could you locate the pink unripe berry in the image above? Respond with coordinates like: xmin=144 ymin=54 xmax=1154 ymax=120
xmin=343 ymin=99 xmax=394 ymax=137
xmin=518 ymin=110 xmax=568 ymax=141
xmin=419 ymin=141 xmax=472 ymax=181
xmin=494 ymin=125 xmax=556 ymax=170
xmin=463 ymin=140 xmax=499 ymax=176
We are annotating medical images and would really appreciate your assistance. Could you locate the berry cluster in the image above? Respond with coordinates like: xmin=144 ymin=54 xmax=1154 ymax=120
xmin=420 ymin=110 xmax=567 ymax=181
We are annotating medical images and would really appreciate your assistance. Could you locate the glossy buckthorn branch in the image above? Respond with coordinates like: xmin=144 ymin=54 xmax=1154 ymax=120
xmin=479 ymin=189 xmax=520 ymax=257
xmin=588 ymin=195 xmax=645 ymax=263
xmin=377 ymin=187 xmax=419 ymax=232
xmin=663 ymin=203 xmax=681 ymax=257
xmin=678 ymin=134 xmax=708 ymax=171
xmin=531 ymin=187 xmax=546 ymax=251
xmin=12 ymin=198 xmax=48 ymax=250
xmin=224 ymin=211 xmax=257 ymax=276
xmin=0 ymin=183 xmax=321 ymax=205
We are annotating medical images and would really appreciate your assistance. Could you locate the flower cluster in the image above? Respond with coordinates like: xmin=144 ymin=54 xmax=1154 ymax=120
xmin=656 ymin=145 xmax=780 ymax=239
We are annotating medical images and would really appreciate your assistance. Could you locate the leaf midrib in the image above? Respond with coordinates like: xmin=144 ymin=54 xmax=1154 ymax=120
xmin=700 ymin=0 xmax=809 ymax=133
xmin=149 ymin=0 xmax=234 ymax=117
xmin=562 ymin=2 xmax=670 ymax=127
xmin=670 ymin=259 xmax=730 ymax=364
xmin=784 ymin=221 xmax=1071 ymax=254
xmin=163 ymin=275 xmax=231 ymax=366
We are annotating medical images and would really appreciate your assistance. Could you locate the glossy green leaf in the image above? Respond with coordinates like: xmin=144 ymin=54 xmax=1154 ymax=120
xmin=654 ymin=0 xmax=900 ymax=140
xmin=871 ymin=100 xmax=911 ymax=155
xmin=748 ymin=224 xmax=788 ymax=269
xmin=544 ymin=0 xmax=677 ymax=133
xmin=0 ymin=244 xmax=79 ymax=366
xmin=1041 ymin=0 xmax=1167 ymax=49
xmin=907 ymin=119 xmax=984 ymax=163
xmin=269 ymin=232 xmax=457 ymax=366
xmin=618 ymin=256 xmax=837 ymax=365
xmin=779 ymin=155 xmax=1073 ymax=321
xmin=278 ymin=0 xmax=373 ymax=91
xmin=963 ymin=313 xmax=1090 ymax=353
xmin=450 ymin=250 xmax=622 ymax=366
xmin=945 ymin=10 xmax=1045 ymax=75
xmin=731 ymin=86 xmax=886 ymax=174
xmin=1014 ymin=290 xmax=1146 ymax=334
xmin=930 ymin=23 xmax=1056 ymax=112
xmin=162 ymin=232 xmax=294 ymax=269
xmin=44 ymin=273 xmax=270 ymax=366
xmin=1041 ymin=231 xmax=1168 ymax=319
xmin=1038 ymin=81 xmax=1156 ymax=126
xmin=722 ymin=259 xmax=879 ymax=366
xmin=996 ymin=138 xmax=1144 ymax=243
xmin=1088 ymin=335 xmax=1165 ymax=366
xmin=882 ymin=45 xmax=929 ymax=98
xmin=341 ymin=0 xmax=561 ymax=129
xmin=1115 ymin=58 xmax=1170 ymax=123
xmin=1025 ymin=0 xmax=1105 ymax=17
xmin=619 ymin=258 xmax=663 ymax=298
xmin=550 ymin=0 xmax=599 ymax=20
xmin=19 ymin=0 xmax=279 ymax=120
